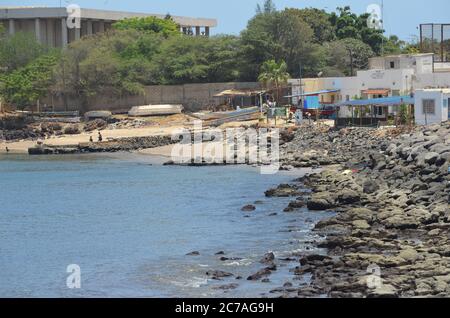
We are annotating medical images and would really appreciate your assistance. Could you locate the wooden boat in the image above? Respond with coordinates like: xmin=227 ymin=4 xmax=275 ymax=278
xmin=128 ymin=105 xmax=183 ymax=117
xmin=84 ymin=111 xmax=112 ymax=120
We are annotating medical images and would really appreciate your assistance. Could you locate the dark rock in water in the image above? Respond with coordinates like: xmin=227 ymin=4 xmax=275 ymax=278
xmin=265 ymin=184 xmax=301 ymax=197
xmin=163 ymin=160 xmax=175 ymax=166
xmin=247 ymin=268 xmax=272 ymax=281
xmin=260 ymin=252 xmax=275 ymax=264
xmin=241 ymin=205 xmax=256 ymax=212
xmin=213 ymin=283 xmax=239 ymax=290
xmin=215 ymin=251 xmax=225 ymax=255
xmin=300 ymin=254 xmax=333 ymax=266
xmin=206 ymin=270 xmax=234 ymax=279
xmin=186 ymin=251 xmax=200 ymax=256
xmin=284 ymin=199 xmax=306 ymax=212
xmin=268 ymin=213 xmax=278 ymax=216
xmin=220 ymin=256 xmax=242 ymax=262
xmin=261 ymin=278 xmax=271 ymax=283
xmin=307 ymin=193 xmax=335 ymax=210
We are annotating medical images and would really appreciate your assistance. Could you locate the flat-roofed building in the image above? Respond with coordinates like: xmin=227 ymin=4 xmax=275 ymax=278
xmin=0 ymin=6 xmax=217 ymax=47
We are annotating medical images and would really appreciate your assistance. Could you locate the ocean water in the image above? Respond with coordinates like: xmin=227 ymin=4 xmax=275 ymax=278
xmin=0 ymin=153 xmax=332 ymax=298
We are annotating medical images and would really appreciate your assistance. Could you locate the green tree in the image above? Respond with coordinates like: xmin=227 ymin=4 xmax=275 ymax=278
xmin=0 ymin=32 xmax=45 ymax=73
xmin=152 ymin=35 xmax=241 ymax=84
xmin=325 ymin=38 xmax=374 ymax=76
xmin=0 ymin=53 xmax=58 ymax=110
xmin=331 ymin=6 xmax=395 ymax=55
xmin=52 ymin=30 xmax=157 ymax=111
xmin=256 ymin=0 xmax=276 ymax=14
xmin=113 ymin=16 xmax=180 ymax=38
xmin=258 ymin=59 xmax=290 ymax=103
xmin=286 ymin=8 xmax=335 ymax=43
xmin=240 ymin=9 xmax=319 ymax=79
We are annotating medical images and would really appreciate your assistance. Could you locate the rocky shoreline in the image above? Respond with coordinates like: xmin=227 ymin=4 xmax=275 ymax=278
xmin=193 ymin=122 xmax=449 ymax=298
xmin=256 ymin=122 xmax=449 ymax=298
xmin=28 ymin=135 xmax=177 ymax=155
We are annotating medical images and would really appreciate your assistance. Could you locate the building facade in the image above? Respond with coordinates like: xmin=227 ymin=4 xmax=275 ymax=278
xmin=289 ymin=53 xmax=450 ymax=119
xmin=0 ymin=7 xmax=217 ymax=48
xmin=415 ymin=89 xmax=450 ymax=125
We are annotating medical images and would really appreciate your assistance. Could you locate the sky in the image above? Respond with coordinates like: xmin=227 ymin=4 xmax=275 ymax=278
xmin=1 ymin=0 xmax=449 ymax=41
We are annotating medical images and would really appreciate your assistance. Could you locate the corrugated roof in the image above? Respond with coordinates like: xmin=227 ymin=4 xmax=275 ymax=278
xmin=214 ymin=89 xmax=266 ymax=97
xmin=333 ymin=96 xmax=414 ymax=107
xmin=284 ymin=89 xmax=340 ymax=98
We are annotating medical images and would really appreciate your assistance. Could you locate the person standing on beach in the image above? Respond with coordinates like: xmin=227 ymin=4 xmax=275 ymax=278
xmin=98 ymin=131 xmax=103 ymax=142
xmin=5 ymin=146 xmax=9 ymax=153
xmin=89 ymin=136 xmax=93 ymax=143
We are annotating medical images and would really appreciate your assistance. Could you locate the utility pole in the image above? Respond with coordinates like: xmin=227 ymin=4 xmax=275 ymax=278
xmin=381 ymin=0 xmax=385 ymax=56
xmin=348 ymin=49 xmax=354 ymax=76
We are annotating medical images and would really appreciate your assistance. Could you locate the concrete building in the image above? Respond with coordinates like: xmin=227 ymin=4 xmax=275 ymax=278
xmin=0 ymin=7 xmax=217 ymax=48
xmin=414 ymin=89 xmax=450 ymax=125
xmin=289 ymin=53 xmax=450 ymax=119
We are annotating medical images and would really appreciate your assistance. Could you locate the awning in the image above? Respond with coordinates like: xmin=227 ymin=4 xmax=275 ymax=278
xmin=284 ymin=89 xmax=340 ymax=98
xmin=214 ymin=89 xmax=266 ymax=97
xmin=332 ymin=96 xmax=414 ymax=107
xmin=362 ymin=89 xmax=390 ymax=95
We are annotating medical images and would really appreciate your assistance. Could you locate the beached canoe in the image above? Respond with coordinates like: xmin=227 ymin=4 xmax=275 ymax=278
xmin=84 ymin=111 xmax=112 ymax=120
xmin=128 ymin=105 xmax=184 ymax=117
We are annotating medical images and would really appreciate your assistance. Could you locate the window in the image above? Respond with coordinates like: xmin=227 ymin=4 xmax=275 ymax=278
xmin=392 ymin=90 xmax=400 ymax=96
xmin=390 ymin=61 xmax=395 ymax=69
xmin=377 ymin=106 xmax=384 ymax=116
xmin=422 ymin=99 xmax=436 ymax=115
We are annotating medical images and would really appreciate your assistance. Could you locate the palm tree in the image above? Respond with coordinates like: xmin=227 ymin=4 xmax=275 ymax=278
xmin=258 ymin=60 xmax=290 ymax=105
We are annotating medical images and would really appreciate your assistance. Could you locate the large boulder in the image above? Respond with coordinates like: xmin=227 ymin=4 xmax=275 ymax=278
xmin=337 ymin=189 xmax=361 ymax=204
xmin=307 ymin=192 xmax=335 ymax=210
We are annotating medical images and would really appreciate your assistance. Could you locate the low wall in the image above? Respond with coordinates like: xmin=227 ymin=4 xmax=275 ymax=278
xmin=43 ymin=82 xmax=261 ymax=113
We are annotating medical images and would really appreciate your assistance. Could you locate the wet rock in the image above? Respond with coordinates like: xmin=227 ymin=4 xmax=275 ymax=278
xmin=247 ymin=268 xmax=272 ymax=281
xmin=307 ymin=193 xmax=335 ymax=210
xmin=337 ymin=189 xmax=361 ymax=204
xmin=186 ymin=251 xmax=200 ymax=256
xmin=265 ymin=184 xmax=301 ymax=197
xmin=206 ymin=270 xmax=234 ymax=279
xmin=260 ymin=252 xmax=275 ymax=264
xmin=213 ymin=283 xmax=239 ymax=290
xmin=241 ymin=205 xmax=256 ymax=212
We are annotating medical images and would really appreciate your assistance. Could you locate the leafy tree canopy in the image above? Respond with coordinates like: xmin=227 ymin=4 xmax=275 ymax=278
xmin=113 ymin=16 xmax=180 ymax=37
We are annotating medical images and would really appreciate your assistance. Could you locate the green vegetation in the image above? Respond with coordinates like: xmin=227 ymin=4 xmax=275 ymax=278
xmin=112 ymin=15 xmax=180 ymax=38
xmin=258 ymin=60 xmax=290 ymax=103
xmin=0 ymin=53 xmax=59 ymax=110
xmin=0 ymin=0 xmax=416 ymax=110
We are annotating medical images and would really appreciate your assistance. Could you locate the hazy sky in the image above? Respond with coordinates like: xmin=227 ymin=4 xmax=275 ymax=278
xmin=1 ymin=0 xmax=449 ymax=41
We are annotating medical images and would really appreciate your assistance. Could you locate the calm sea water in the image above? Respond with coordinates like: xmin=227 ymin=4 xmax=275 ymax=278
xmin=0 ymin=153 xmax=332 ymax=298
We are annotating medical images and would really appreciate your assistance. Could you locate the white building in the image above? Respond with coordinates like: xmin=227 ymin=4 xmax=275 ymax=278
xmin=289 ymin=53 xmax=450 ymax=121
xmin=414 ymin=89 xmax=450 ymax=125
